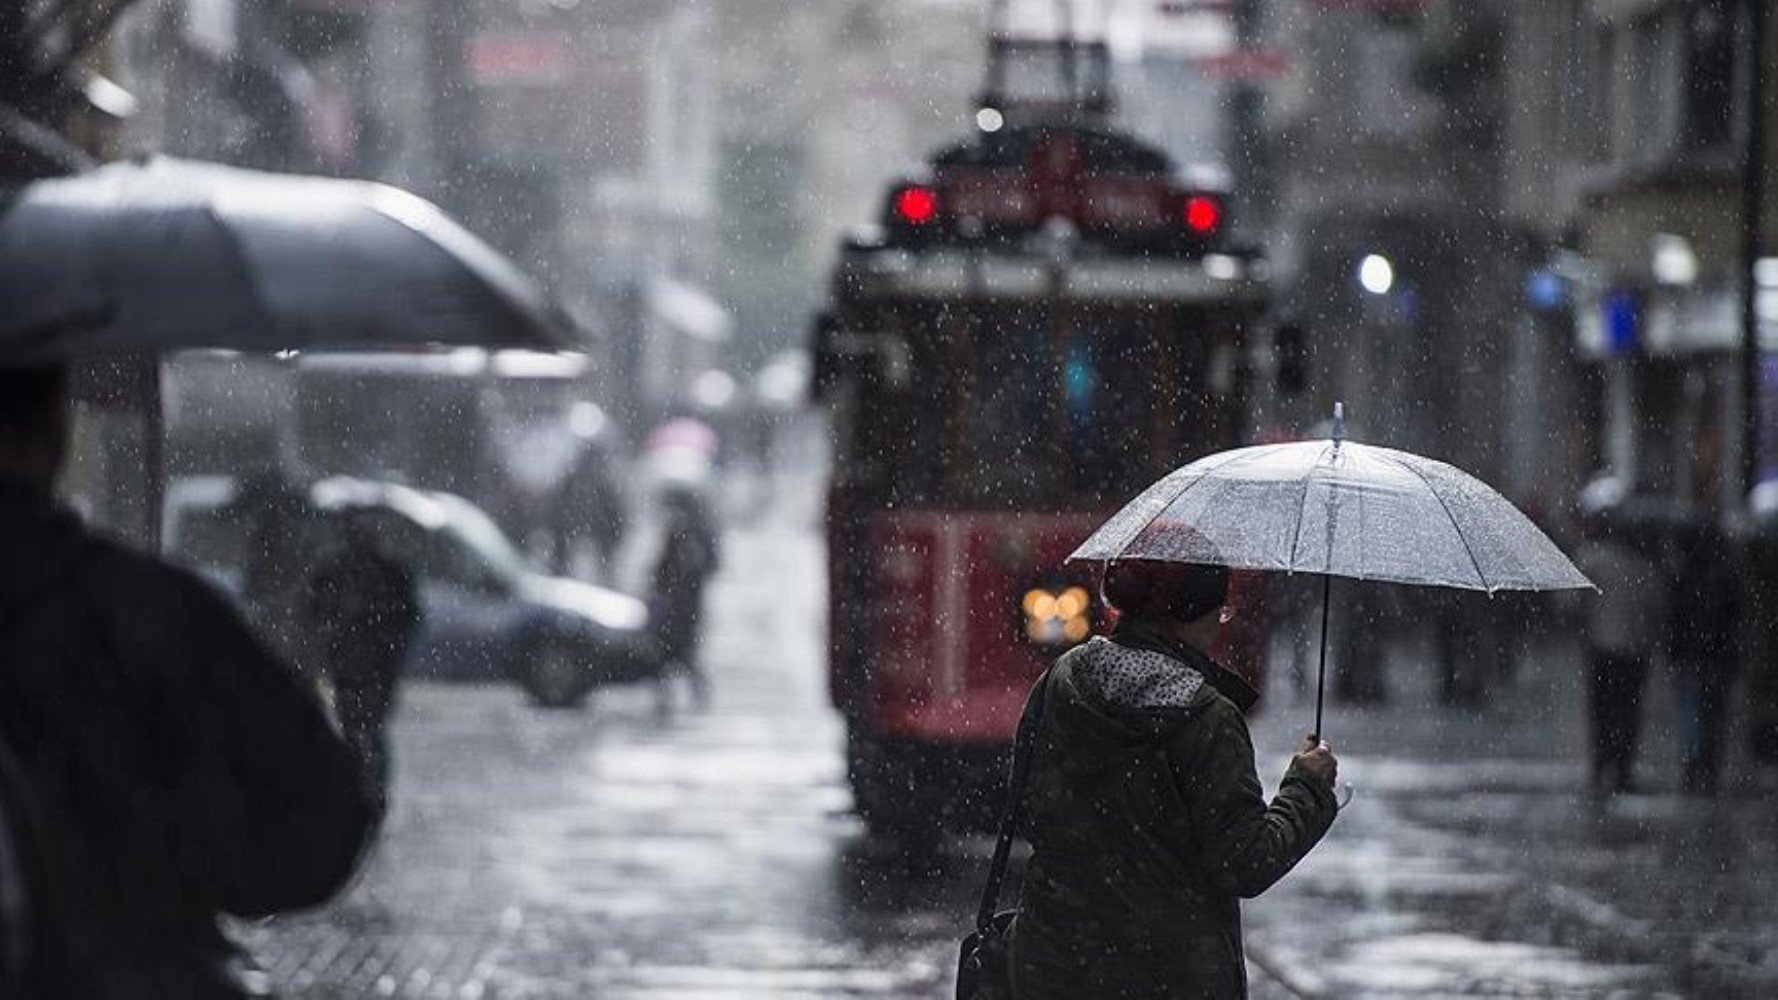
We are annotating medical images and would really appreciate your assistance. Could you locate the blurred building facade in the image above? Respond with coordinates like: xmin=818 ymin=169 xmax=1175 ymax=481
xmin=1502 ymin=0 xmax=1778 ymax=745
xmin=1249 ymin=1 xmax=1542 ymax=505
xmin=1504 ymin=0 xmax=1776 ymax=518
xmin=1245 ymin=0 xmax=1778 ymax=714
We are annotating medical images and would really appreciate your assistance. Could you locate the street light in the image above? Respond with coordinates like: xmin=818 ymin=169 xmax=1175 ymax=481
xmin=1358 ymin=254 xmax=1395 ymax=296
xmin=1651 ymin=233 xmax=1700 ymax=286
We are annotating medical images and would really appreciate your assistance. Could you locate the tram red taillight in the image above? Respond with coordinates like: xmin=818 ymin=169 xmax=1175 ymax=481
xmin=1183 ymin=194 xmax=1223 ymax=236
xmin=893 ymin=185 xmax=940 ymax=226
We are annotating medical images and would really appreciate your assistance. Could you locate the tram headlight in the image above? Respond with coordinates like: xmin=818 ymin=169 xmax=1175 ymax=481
xmin=1020 ymin=584 xmax=1094 ymax=649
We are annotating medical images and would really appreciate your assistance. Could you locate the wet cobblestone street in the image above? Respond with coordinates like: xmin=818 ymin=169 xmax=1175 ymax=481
xmin=240 ymin=473 xmax=1778 ymax=999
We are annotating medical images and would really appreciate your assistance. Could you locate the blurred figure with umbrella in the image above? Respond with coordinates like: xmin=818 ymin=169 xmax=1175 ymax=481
xmin=0 ymin=364 xmax=372 ymax=998
xmin=0 ymin=148 xmax=578 ymax=996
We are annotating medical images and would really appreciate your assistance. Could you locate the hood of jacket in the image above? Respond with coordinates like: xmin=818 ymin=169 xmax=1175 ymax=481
xmin=1042 ymin=618 xmax=1251 ymax=777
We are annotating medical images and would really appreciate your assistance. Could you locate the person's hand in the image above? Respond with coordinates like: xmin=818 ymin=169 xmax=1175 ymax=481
xmin=1292 ymin=735 xmax=1338 ymax=789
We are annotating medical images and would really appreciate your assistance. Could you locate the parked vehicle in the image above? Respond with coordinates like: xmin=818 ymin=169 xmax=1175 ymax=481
xmin=164 ymin=474 xmax=661 ymax=708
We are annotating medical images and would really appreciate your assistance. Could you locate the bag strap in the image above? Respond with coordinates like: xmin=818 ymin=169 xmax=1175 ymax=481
xmin=975 ymin=666 xmax=1052 ymax=935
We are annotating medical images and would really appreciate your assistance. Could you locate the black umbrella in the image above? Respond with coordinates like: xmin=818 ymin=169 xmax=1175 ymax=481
xmin=0 ymin=155 xmax=580 ymax=361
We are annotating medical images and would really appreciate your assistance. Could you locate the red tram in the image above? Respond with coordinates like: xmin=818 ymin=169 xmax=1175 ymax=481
xmin=812 ymin=36 xmax=1272 ymax=836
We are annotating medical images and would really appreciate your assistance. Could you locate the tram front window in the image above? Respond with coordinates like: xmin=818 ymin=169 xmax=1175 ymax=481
xmin=861 ymin=309 xmax=1188 ymax=509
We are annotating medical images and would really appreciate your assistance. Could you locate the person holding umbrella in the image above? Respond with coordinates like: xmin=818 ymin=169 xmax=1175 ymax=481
xmin=972 ymin=405 xmax=1591 ymax=997
xmin=0 ymin=364 xmax=374 ymax=998
xmin=1006 ymin=557 xmax=1339 ymax=999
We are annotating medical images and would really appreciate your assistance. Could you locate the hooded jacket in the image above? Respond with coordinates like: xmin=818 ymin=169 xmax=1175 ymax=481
xmin=0 ymin=480 xmax=373 ymax=998
xmin=1008 ymin=620 xmax=1337 ymax=999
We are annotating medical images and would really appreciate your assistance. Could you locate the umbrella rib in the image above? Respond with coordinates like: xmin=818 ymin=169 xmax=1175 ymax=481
xmin=1286 ymin=441 xmax=1335 ymax=571
xmin=1389 ymin=454 xmax=1490 ymax=591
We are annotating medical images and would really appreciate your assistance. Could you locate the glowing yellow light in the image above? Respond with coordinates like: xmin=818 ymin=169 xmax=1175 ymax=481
xmin=1056 ymin=588 xmax=1088 ymax=620
xmin=1021 ymin=589 xmax=1049 ymax=618
xmin=1026 ymin=619 xmax=1050 ymax=642
xmin=1063 ymin=616 xmax=1089 ymax=642
xmin=1030 ymin=593 xmax=1057 ymax=621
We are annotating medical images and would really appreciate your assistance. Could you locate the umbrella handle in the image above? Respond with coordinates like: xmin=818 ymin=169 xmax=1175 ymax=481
xmin=1313 ymin=573 xmax=1331 ymax=742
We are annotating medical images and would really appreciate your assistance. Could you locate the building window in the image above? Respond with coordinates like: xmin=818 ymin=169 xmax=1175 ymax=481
xmin=1562 ymin=2 xmax=1610 ymax=166
xmin=1624 ymin=0 xmax=1740 ymax=168
xmin=1681 ymin=0 xmax=1737 ymax=153
xmin=1627 ymin=13 xmax=1685 ymax=162
xmin=1355 ymin=28 xmax=1423 ymax=136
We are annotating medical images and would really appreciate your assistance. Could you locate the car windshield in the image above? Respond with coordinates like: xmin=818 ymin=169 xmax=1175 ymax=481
xmin=432 ymin=496 xmax=534 ymax=582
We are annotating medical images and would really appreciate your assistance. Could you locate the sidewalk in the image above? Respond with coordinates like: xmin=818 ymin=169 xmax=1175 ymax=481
xmin=1239 ymin=632 xmax=1778 ymax=998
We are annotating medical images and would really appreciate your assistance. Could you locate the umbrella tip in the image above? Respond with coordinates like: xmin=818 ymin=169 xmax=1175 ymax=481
xmin=1333 ymin=402 xmax=1346 ymax=445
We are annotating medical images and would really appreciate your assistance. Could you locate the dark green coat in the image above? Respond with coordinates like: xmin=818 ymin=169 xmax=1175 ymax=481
xmin=1008 ymin=621 xmax=1337 ymax=999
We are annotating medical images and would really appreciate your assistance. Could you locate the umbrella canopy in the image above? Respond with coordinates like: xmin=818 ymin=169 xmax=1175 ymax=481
xmin=0 ymin=155 xmax=580 ymax=361
xmin=1070 ymin=438 xmax=1593 ymax=593
xmin=1070 ymin=424 xmax=1592 ymax=742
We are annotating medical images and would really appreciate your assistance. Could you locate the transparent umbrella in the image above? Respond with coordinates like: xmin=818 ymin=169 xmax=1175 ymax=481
xmin=1070 ymin=404 xmax=1595 ymax=738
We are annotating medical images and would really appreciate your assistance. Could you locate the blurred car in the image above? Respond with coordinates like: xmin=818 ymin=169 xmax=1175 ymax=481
xmin=164 ymin=474 xmax=661 ymax=707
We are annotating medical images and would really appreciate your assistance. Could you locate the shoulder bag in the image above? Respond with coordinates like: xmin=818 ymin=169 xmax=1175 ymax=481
xmin=955 ymin=668 xmax=1050 ymax=1000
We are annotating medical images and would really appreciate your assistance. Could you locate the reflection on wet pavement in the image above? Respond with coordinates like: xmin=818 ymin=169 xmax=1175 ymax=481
xmin=241 ymin=488 xmax=1778 ymax=998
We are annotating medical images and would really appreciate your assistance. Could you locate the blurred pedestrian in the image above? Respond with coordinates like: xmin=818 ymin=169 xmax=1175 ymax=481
xmin=550 ymin=442 xmax=628 ymax=584
xmin=1574 ymin=513 xmax=1666 ymax=794
xmin=1009 ymin=559 xmax=1339 ymax=999
xmin=304 ymin=514 xmax=423 ymax=816
xmin=1666 ymin=520 xmax=1741 ymax=795
xmin=649 ymin=486 xmax=720 ymax=711
xmin=0 ymin=363 xmax=374 ymax=999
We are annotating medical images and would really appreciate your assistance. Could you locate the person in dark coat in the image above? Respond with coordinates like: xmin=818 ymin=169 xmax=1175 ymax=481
xmin=1666 ymin=520 xmax=1741 ymax=794
xmin=1009 ymin=559 xmax=1339 ymax=1000
xmin=304 ymin=514 xmax=423 ymax=815
xmin=1574 ymin=513 xmax=1666 ymax=794
xmin=649 ymin=486 xmax=720 ymax=709
xmin=550 ymin=442 xmax=628 ymax=583
xmin=0 ymin=364 xmax=374 ymax=999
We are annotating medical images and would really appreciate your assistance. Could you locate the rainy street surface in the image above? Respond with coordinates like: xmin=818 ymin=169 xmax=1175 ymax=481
xmin=240 ymin=467 xmax=1778 ymax=999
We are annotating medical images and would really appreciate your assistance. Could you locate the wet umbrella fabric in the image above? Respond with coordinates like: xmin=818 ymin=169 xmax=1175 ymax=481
xmin=1071 ymin=439 xmax=1592 ymax=592
xmin=1069 ymin=435 xmax=1593 ymax=737
xmin=0 ymin=156 xmax=578 ymax=361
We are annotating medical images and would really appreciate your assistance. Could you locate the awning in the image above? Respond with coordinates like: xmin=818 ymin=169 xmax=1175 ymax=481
xmin=647 ymin=277 xmax=733 ymax=343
